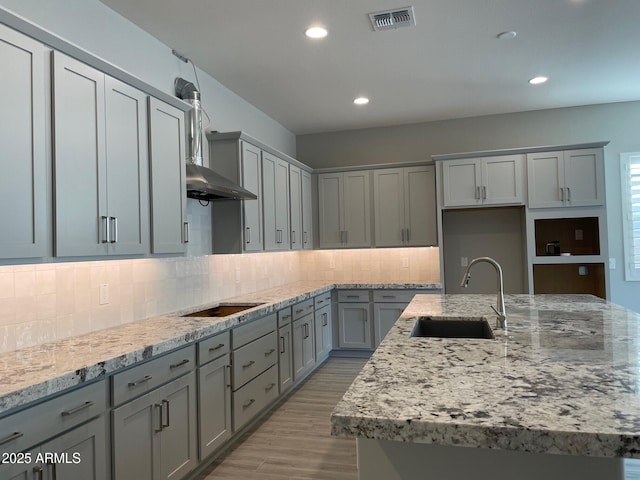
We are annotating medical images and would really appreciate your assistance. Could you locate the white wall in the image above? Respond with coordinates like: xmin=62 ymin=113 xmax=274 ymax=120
xmin=297 ymin=101 xmax=640 ymax=313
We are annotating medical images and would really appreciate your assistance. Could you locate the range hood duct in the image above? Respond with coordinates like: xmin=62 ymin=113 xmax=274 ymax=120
xmin=175 ymin=77 xmax=257 ymax=201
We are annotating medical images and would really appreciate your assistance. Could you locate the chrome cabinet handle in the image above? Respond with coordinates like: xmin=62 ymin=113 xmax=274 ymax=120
xmin=184 ymin=222 xmax=190 ymax=243
xmin=209 ymin=343 xmax=225 ymax=353
xmin=280 ymin=336 xmax=285 ymax=354
xmin=110 ymin=216 xmax=118 ymax=243
xmin=265 ymin=383 xmax=276 ymax=392
xmin=101 ymin=216 xmax=109 ymax=243
xmin=61 ymin=400 xmax=94 ymax=417
xmin=567 ymin=187 xmax=571 ymax=202
xmin=242 ymin=360 xmax=255 ymax=368
xmin=162 ymin=399 xmax=170 ymax=428
xmin=322 ymin=312 xmax=328 ymax=326
xmin=303 ymin=231 xmax=308 ymax=244
xmin=245 ymin=226 xmax=251 ymax=244
xmin=0 ymin=431 xmax=23 ymax=446
xmin=242 ymin=398 xmax=255 ymax=409
xmin=482 ymin=185 xmax=487 ymax=199
xmin=128 ymin=375 xmax=152 ymax=387
xmin=406 ymin=228 xmax=410 ymax=242
xmin=226 ymin=364 xmax=232 ymax=388
xmin=292 ymin=230 xmax=296 ymax=244
xmin=155 ymin=403 xmax=163 ymax=432
xmin=560 ymin=187 xmax=565 ymax=202
xmin=476 ymin=186 xmax=480 ymax=200
xmin=33 ymin=466 xmax=44 ymax=480
xmin=265 ymin=348 xmax=276 ymax=356
xmin=169 ymin=359 xmax=190 ymax=369
xmin=401 ymin=229 xmax=405 ymax=242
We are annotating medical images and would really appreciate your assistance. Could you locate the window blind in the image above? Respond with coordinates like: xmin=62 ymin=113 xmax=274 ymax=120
xmin=621 ymin=153 xmax=640 ymax=281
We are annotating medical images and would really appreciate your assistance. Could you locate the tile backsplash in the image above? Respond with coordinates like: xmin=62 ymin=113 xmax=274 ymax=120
xmin=0 ymin=247 xmax=439 ymax=353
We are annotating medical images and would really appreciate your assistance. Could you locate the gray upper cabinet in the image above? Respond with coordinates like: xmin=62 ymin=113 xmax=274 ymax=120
xmin=0 ymin=25 xmax=48 ymax=259
xmin=148 ymin=97 xmax=187 ymax=254
xmin=241 ymin=142 xmax=263 ymax=251
xmin=289 ymin=164 xmax=303 ymax=250
xmin=53 ymin=52 xmax=149 ymax=257
xmin=318 ymin=171 xmax=371 ymax=248
xmin=301 ymin=170 xmax=313 ymax=249
xmin=373 ymin=166 xmax=437 ymax=247
xmin=262 ymin=151 xmax=290 ymax=250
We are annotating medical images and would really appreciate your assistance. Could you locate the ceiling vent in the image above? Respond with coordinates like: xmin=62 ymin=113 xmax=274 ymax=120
xmin=369 ymin=6 xmax=416 ymax=31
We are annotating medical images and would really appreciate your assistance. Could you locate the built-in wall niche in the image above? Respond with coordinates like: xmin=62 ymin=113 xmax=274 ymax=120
xmin=534 ymin=217 xmax=600 ymax=257
xmin=533 ymin=263 xmax=606 ymax=299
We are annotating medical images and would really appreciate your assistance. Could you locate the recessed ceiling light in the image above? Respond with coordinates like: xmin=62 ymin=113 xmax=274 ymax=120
xmin=497 ymin=31 xmax=517 ymax=40
xmin=305 ymin=26 xmax=328 ymax=39
xmin=529 ymin=76 xmax=548 ymax=85
xmin=353 ymin=97 xmax=369 ymax=105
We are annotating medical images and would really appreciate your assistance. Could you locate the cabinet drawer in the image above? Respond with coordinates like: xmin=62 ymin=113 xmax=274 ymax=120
xmin=372 ymin=290 xmax=421 ymax=304
xmin=233 ymin=331 xmax=278 ymax=390
xmin=292 ymin=299 xmax=314 ymax=320
xmin=338 ymin=290 xmax=370 ymax=303
xmin=233 ymin=313 xmax=276 ymax=349
xmin=232 ymin=364 xmax=278 ymax=432
xmin=198 ymin=330 xmax=230 ymax=366
xmin=277 ymin=307 xmax=292 ymax=328
xmin=314 ymin=291 xmax=332 ymax=309
xmin=112 ymin=345 xmax=195 ymax=406
xmin=0 ymin=380 xmax=106 ymax=454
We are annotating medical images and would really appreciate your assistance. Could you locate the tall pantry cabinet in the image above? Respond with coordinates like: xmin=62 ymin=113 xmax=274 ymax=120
xmin=0 ymin=24 xmax=48 ymax=259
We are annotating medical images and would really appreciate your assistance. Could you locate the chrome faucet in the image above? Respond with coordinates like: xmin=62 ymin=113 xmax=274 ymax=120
xmin=459 ymin=256 xmax=507 ymax=329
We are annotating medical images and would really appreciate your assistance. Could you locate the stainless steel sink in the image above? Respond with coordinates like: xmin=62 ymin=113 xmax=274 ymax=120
xmin=411 ymin=317 xmax=495 ymax=339
xmin=181 ymin=303 xmax=264 ymax=317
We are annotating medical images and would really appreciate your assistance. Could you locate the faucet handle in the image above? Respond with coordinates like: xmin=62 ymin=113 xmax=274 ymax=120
xmin=490 ymin=305 xmax=507 ymax=329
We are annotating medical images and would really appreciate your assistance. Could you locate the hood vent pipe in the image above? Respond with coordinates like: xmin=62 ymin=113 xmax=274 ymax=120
xmin=175 ymin=77 xmax=257 ymax=201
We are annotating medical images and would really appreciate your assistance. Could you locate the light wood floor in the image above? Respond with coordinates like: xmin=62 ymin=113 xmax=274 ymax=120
xmin=195 ymin=357 xmax=367 ymax=480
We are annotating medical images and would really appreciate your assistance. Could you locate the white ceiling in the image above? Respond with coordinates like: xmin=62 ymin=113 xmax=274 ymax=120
xmin=101 ymin=0 xmax=640 ymax=135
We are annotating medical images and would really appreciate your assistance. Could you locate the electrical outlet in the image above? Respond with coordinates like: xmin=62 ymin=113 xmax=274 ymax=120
xmin=575 ymin=229 xmax=583 ymax=241
xmin=461 ymin=257 xmax=468 ymax=267
xmin=329 ymin=259 xmax=336 ymax=269
xmin=609 ymin=258 xmax=616 ymax=270
xmin=99 ymin=284 xmax=109 ymax=305
xmin=402 ymin=257 xmax=409 ymax=268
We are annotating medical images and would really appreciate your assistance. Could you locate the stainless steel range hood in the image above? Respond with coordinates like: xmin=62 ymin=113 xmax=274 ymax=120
xmin=175 ymin=77 xmax=256 ymax=201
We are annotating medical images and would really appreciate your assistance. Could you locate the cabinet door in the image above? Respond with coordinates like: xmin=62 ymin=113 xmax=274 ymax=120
xmin=374 ymin=302 xmax=407 ymax=347
xmin=278 ymin=323 xmax=293 ymax=392
xmin=301 ymin=170 xmax=313 ymax=249
xmin=527 ymin=151 xmax=565 ymax=208
xmin=343 ymin=171 xmax=371 ymax=247
xmin=404 ymin=166 xmax=437 ymax=246
xmin=373 ymin=168 xmax=405 ymax=247
xmin=338 ymin=303 xmax=372 ymax=349
xmin=241 ymin=141 xmax=262 ymax=251
xmin=0 ymin=448 xmax=42 ymax=480
xmin=112 ymin=389 xmax=158 ymax=480
xmin=104 ymin=76 xmax=149 ymax=255
xmin=0 ymin=26 xmax=48 ymax=259
xmin=198 ymin=355 xmax=231 ymax=460
xmin=275 ymin=157 xmax=291 ymax=250
xmin=302 ymin=318 xmax=316 ymax=371
xmin=482 ymin=155 xmax=524 ymax=205
xmin=148 ymin=97 xmax=187 ymax=254
xmin=564 ymin=148 xmax=605 ymax=207
xmin=157 ymin=372 xmax=197 ymax=480
xmin=262 ymin=152 xmax=278 ymax=250
xmin=292 ymin=318 xmax=305 ymax=380
xmin=289 ymin=165 xmax=303 ymax=250
xmin=317 ymin=173 xmax=343 ymax=248
xmin=52 ymin=52 xmax=107 ymax=257
xmin=442 ymin=159 xmax=481 ymax=207
xmin=314 ymin=304 xmax=332 ymax=360
xmin=43 ymin=416 xmax=107 ymax=480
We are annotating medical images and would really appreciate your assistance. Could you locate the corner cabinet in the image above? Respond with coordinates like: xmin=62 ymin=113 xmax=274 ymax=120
xmin=52 ymin=52 xmax=150 ymax=257
xmin=527 ymin=148 xmax=604 ymax=208
xmin=148 ymin=97 xmax=188 ymax=254
xmin=318 ymin=171 xmax=372 ymax=248
xmin=373 ymin=166 xmax=437 ymax=247
xmin=442 ymin=154 xmax=525 ymax=208
xmin=0 ymin=24 xmax=48 ymax=259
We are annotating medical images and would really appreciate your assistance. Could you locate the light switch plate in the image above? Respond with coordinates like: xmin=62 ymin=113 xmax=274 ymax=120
xmin=609 ymin=258 xmax=616 ymax=270
xmin=402 ymin=257 xmax=409 ymax=268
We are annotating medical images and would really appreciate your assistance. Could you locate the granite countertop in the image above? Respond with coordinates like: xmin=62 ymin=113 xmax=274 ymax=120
xmin=0 ymin=281 xmax=440 ymax=415
xmin=331 ymin=293 xmax=640 ymax=458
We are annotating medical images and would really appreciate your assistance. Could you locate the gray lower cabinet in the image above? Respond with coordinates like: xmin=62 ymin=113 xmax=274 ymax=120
xmin=373 ymin=302 xmax=408 ymax=347
xmin=148 ymin=97 xmax=187 ymax=255
xmin=112 ymin=371 xmax=197 ymax=480
xmin=278 ymin=321 xmax=293 ymax=393
xmin=292 ymin=314 xmax=315 ymax=380
xmin=197 ymin=354 xmax=231 ymax=461
xmin=314 ymin=304 xmax=332 ymax=361
xmin=0 ymin=24 xmax=48 ymax=259
xmin=338 ymin=303 xmax=372 ymax=350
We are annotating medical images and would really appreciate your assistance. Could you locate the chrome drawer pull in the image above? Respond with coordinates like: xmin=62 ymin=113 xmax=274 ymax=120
xmin=162 ymin=399 xmax=170 ymax=428
xmin=346 ymin=295 xmax=359 ymax=299
xmin=242 ymin=398 xmax=255 ymax=409
xmin=317 ymin=300 xmax=323 ymax=304
xmin=169 ymin=359 xmax=190 ymax=369
xmin=265 ymin=348 xmax=276 ymax=356
xmin=61 ymin=401 xmax=94 ymax=417
xmin=128 ymin=375 xmax=152 ymax=387
xmin=209 ymin=343 xmax=225 ymax=353
xmin=242 ymin=360 xmax=255 ymax=368
xmin=382 ymin=295 xmax=396 ymax=299
xmin=155 ymin=403 xmax=163 ymax=432
xmin=0 ymin=431 xmax=23 ymax=446
xmin=295 ymin=308 xmax=304 ymax=314
xmin=282 ymin=314 xmax=291 ymax=320
xmin=265 ymin=383 xmax=276 ymax=391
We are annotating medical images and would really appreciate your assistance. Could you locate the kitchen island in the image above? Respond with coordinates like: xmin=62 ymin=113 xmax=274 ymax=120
xmin=331 ymin=294 xmax=640 ymax=480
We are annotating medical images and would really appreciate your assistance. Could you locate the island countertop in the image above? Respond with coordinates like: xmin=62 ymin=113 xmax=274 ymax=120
xmin=330 ymin=294 xmax=640 ymax=458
